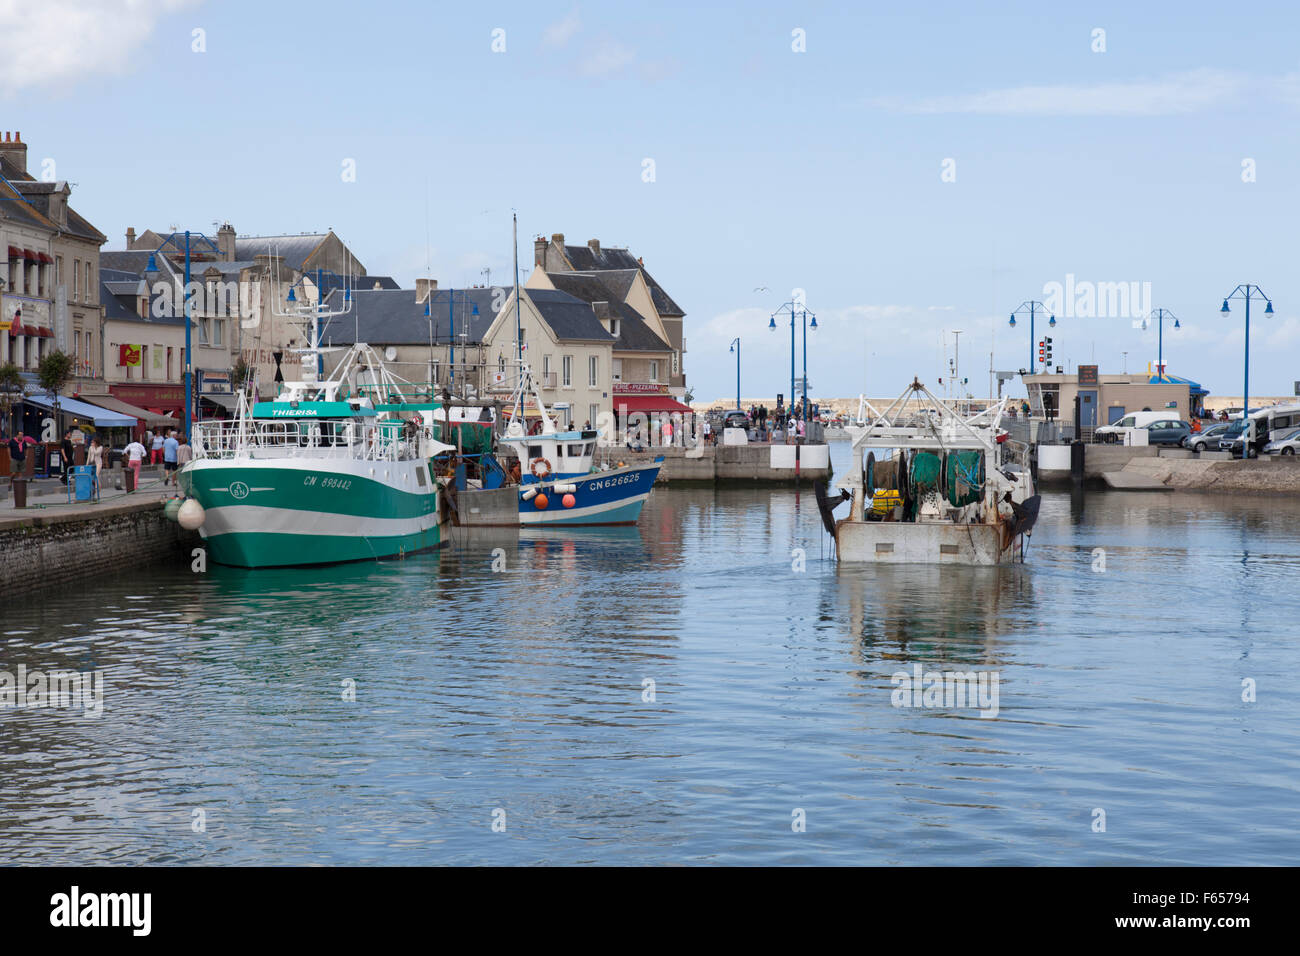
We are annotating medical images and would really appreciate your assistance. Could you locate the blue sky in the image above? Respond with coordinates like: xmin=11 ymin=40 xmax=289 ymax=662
xmin=5 ymin=0 xmax=1299 ymax=401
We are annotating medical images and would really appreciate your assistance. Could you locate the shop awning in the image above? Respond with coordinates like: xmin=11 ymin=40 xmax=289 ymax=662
xmin=200 ymin=393 xmax=239 ymax=413
xmin=7 ymin=245 xmax=20 ymax=259
xmin=1148 ymin=373 xmax=1208 ymax=396
xmin=22 ymin=393 xmax=136 ymax=427
xmin=83 ymin=394 xmax=177 ymax=428
xmin=612 ymin=394 xmax=694 ymax=415
xmin=22 ymin=249 xmax=37 ymax=261
xmin=37 ymin=251 xmax=52 ymax=264
xmin=36 ymin=327 xmax=52 ymax=337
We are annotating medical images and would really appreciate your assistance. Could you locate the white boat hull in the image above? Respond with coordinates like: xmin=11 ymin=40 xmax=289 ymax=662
xmin=836 ymin=520 xmax=1023 ymax=566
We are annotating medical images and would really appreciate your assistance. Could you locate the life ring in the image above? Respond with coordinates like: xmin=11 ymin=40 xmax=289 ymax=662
xmin=530 ymin=457 xmax=553 ymax=479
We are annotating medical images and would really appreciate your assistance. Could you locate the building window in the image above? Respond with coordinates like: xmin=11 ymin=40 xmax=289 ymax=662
xmin=610 ymin=318 xmax=620 ymax=338
xmin=612 ymin=358 xmax=622 ymax=382
xmin=167 ymin=346 xmax=173 ymax=381
xmin=650 ymin=360 xmax=659 ymax=382
xmin=73 ymin=258 xmax=80 ymax=300
xmin=73 ymin=331 xmax=80 ymax=367
xmin=86 ymin=332 xmax=93 ymax=376
xmin=84 ymin=261 xmax=93 ymax=302
xmin=213 ymin=318 xmax=224 ymax=348
xmin=588 ymin=403 xmax=599 ymax=429
xmin=198 ymin=317 xmax=209 ymax=346
xmin=55 ymin=255 xmax=62 ymax=287
xmin=562 ymin=355 xmax=572 ymax=387
xmin=141 ymin=346 xmax=149 ymax=380
xmin=588 ymin=355 xmax=598 ymax=387
xmin=542 ymin=354 xmax=551 ymax=377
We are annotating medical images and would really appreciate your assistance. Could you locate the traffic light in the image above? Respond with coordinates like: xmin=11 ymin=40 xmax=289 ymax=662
xmin=1044 ymin=336 xmax=1054 ymax=364
xmin=1038 ymin=339 xmax=1045 ymax=363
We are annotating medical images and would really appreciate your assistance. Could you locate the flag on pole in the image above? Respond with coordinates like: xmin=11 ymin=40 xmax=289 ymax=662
xmin=119 ymin=344 xmax=142 ymax=367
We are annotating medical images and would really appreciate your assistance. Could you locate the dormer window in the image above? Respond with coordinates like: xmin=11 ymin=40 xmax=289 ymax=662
xmin=610 ymin=318 xmax=620 ymax=338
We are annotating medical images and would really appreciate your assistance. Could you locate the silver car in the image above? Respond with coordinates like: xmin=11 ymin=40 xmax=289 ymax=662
xmin=1182 ymin=422 xmax=1232 ymax=452
xmin=1264 ymin=427 xmax=1300 ymax=456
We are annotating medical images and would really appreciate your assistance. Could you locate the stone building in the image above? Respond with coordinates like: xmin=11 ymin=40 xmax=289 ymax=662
xmin=529 ymin=233 xmax=688 ymax=399
xmin=0 ymin=131 xmax=107 ymax=384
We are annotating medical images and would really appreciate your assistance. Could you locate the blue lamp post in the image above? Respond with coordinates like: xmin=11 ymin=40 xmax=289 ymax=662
xmin=729 ymin=338 xmax=741 ymax=413
xmin=769 ymin=298 xmax=816 ymax=424
xmin=1220 ymin=286 xmax=1273 ymax=456
xmin=143 ymin=230 xmax=220 ymax=441
xmin=1009 ymin=300 xmax=1055 ymax=371
xmin=1141 ymin=308 xmax=1180 ymax=378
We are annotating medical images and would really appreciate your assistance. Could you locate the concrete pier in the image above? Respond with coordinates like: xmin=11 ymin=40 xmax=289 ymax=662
xmin=595 ymin=442 xmax=832 ymax=483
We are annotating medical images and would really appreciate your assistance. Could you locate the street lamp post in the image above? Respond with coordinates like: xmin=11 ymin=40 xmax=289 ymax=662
xmin=729 ymin=337 xmax=741 ymax=413
xmin=1142 ymin=307 xmax=1180 ymax=377
xmin=1220 ymin=285 xmax=1274 ymax=456
xmin=1009 ymin=300 xmax=1056 ymax=372
xmin=768 ymin=298 xmax=816 ymax=426
xmin=144 ymin=230 xmax=220 ymax=442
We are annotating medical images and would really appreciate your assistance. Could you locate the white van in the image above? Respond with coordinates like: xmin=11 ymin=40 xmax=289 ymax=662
xmin=1095 ymin=411 xmax=1169 ymax=443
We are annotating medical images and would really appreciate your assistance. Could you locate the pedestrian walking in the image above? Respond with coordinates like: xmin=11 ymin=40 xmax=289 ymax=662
xmin=60 ymin=430 xmax=74 ymax=485
xmin=7 ymin=430 xmax=26 ymax=476
xmin=124 ymin=437 xmax=146 ymax=492
xmin=163 ymin=430 xmax=180 ymax=486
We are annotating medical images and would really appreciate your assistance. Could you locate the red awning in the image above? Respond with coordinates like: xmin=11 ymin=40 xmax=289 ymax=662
xmin=22 ymin=249 xmax=37 ymax=261
xmin=7 ymin=322 xmax=29 ymax=336
xmin=37 ymin=252 xmax=52 ymax=264
xmin=612 ymin=395 xmax=694 ymax=415
xmin=7 ymin=245 xmax=20 ymax=259
xmin=37 ymin=327 xmax=53 ymax=337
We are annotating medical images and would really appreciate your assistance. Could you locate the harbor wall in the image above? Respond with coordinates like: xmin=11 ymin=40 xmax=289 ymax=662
xmin=595 ymin=443 xmax=832 ymax=483
xmin=0 ymin=500 xmax=200 ymax=595
xmin=1118 ymin=455 xmax=1300 ymax=494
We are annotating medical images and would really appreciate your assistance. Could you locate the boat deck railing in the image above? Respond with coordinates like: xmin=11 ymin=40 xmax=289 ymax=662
xmin=192 ymin=418 xmax=441 ymax=463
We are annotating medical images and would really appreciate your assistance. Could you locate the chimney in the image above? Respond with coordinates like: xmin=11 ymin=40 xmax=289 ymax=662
xmin=0 ymin=131 xmax=27 ymax=175
xmin=551 ymin=232 xmax=565 ymax=245
xmin=587 ymin=239 xmax=600 ymax=257
xmin=217 ymin=222 xmax=236 ymax=262
xmin=416 ymin=278 xmax=437 ymax=303
xmin=126 ymin=227 xmax=137 ymax=248
xmin=534 ymin=236 xmax=547 ymax=267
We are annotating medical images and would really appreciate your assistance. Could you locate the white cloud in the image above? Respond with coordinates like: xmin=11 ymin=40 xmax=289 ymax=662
xmin=0 ymin=0 xmax=199 ymax=96
xmin=867 ymin=69 xmax=1246 ymax=116
xmin=579 ymin=37 xmax=635 ymax=78
xmin=542 ymin=7 xmax=581 ymax=49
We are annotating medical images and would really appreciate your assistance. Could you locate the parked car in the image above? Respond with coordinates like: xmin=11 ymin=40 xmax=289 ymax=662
xmin=1217 ymin=420 xmax=1268 ymax=458
xmin=1264 ymin=427 xmax=1300 ymax=456
xmin=722 ymin=410 xmax=751 ymax=431
xmin=1095 ymin=410 xmax=1169 ymax=443
xmin=1182 ymin=422 xmax=1232 ymax=452
xmin=1139 ymin=419 xmax=1191 ymax=446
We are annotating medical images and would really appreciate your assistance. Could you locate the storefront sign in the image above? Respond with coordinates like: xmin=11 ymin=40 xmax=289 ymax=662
xmin=613 ymin=383 xmax=668 ymax=394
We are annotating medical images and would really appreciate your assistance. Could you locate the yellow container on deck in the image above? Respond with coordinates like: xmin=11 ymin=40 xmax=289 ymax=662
xmin=871 ymin=489 xmax=902 ymax=515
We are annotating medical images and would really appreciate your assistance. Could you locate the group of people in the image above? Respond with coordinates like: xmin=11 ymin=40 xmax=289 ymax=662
xmin=122 ymin=428 xmax=192 ymax=491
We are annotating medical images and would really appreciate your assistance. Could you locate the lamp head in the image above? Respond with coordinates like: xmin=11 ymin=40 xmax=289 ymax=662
xmin=1049 ymin=315 xmax=1056 ymax=327
xmin=809 ymin=314 xmax=818 ymax=330
xmin=286 ymin=286 xmax=296 ymax=303
xmin=1221 ymin=299 xmax=1230 ymax=313
xmin=1265 ymin=300 xmax=1274 ymax=315
xmin=768 ymin=316 xmax=777 ymax=331
xmin=1008 ymin=315 xmax=1016 ymax=328
xmin=1174 ymin=318 xmax=1180 ymax=329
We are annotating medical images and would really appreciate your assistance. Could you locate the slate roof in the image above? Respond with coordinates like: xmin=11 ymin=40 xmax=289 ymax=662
xmin=321 ymin=287 xmax=499 ymax=346
xmin=235 ymin=235 xmax=327 ymax=272
xmin=525 ymin=288 xmax=616 ymax=343
xmin=560 ymin=244 xmax=685 ymax=317
xmin=99 ymin=272 xmax=185 ymax=326
xmin=100 ymin=251 xmax=159 ymax=276
xmin=0 ymin=158 xmax=105 ymax=242
xmin=0 ymin=176 xmax=56 ymax=231
xmin=544 ymin=273 xmax=670 ymax=353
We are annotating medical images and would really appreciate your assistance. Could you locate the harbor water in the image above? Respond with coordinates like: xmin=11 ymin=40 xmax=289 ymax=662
xmin=2 ymin=442 xmax=1297 ymax=865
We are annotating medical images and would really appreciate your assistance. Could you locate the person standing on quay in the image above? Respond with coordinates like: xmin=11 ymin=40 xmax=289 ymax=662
xmin=150 ymin=429 xmax=165 ymax=465
xmin=4 ymin=430 xmax=23 ymax=477
xmin=162 ymin=430 xmax=180 ymax=487
xmin=87 ymin=437 xmax=103 ymax=488
xmin=124 ymin=437 xmax=146 ymax=492
xmin=175 ymin=433 xmax=193 ymax=478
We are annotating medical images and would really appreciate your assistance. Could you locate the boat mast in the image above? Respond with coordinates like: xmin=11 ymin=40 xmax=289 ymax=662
xmin=513 ymin=211 xmax=521 ymax=365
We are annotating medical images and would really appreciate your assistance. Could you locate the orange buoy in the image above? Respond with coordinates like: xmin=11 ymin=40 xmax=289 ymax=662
xmin=535 ymin=493 xmax=549 ymax=509
xmin=562 ymin=493 xmax=576 ymax=508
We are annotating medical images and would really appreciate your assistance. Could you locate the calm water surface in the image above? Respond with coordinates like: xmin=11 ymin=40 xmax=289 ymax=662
xmin=2 ymin=442 xmax=1298 ymax=864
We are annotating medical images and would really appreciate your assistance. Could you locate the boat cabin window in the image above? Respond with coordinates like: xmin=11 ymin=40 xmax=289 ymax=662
xmin=527 ymin=444 xmax=543 ymax=459
xmin=568 ymin=444 xmax=585 ymax=457
xmin=415 ymin=467 xmax=427 ymax=488
xmin=585 ymin=443 xmax=595 ymax=455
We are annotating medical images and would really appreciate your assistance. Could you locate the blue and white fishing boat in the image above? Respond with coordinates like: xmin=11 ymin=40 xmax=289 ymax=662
xmin=495 ymin=364 xmax=663 ymax=526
